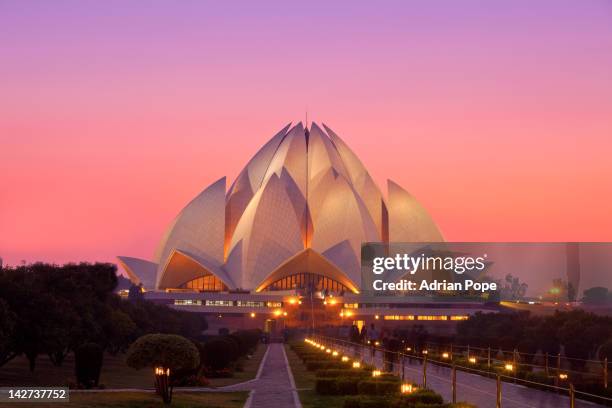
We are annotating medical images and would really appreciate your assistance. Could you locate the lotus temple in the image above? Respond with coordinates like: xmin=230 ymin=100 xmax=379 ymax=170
xmin=118 ymin=122 xmax=498 ymax=333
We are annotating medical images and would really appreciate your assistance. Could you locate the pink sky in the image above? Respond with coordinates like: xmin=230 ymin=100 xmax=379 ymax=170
xmin=1 ymin=1 xmax=611 ymax=268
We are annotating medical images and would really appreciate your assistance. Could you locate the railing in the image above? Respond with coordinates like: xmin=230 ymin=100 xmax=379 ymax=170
xmin=422 ymin=340 xmax=609 ymax=387
xmin=309 ymin=334 xmax=612 ymax=407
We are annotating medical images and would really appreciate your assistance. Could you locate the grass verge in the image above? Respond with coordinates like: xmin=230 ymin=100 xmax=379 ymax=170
xmin=12 ymin=391 xmax=248 ymax=408
xmin=284 ymin=344 xmax=345 ymax=408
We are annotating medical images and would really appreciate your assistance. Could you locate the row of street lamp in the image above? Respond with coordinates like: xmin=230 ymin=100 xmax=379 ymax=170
xmin=303 ymin=338 xmax=416 ymax=394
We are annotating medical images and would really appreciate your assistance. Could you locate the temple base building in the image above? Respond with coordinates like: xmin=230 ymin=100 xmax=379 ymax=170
xmin=119 ymin=122 xmax=497 ymax=334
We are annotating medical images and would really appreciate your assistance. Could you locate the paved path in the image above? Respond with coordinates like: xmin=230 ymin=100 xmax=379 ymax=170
xmin=333 ymin=342 xmax=605 ymax=408
xmin=223 ymin=343 xmax=300 ymax=408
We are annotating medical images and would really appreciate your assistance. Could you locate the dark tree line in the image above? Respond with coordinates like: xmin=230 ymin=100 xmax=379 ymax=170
xmin=0 ymin=262 xmax=207 ymax=371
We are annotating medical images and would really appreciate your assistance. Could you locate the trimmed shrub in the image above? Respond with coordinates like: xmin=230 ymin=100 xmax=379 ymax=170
xmin=343 ymin=396 xmax=390 ymax=408
xmin=170 ymin=372 xmax=209 ymax=387
xmin=74 ymin=343 xmax=104 ymax=389
xmin=337 ymin=377 xmax=360 ymax=395
xmin=357 ymin=380 xmax=378 ymax=395
xmin=357 ymin=379 xmax=400 ymax=396
xmin=203 ymin=337 xmax=239 ymax=371
xmin=376 ymin=380 xmax=400 ymax=395
xmin=306 ymin=360 xmax=344 ymax=371
xmin=316 ymin=378 xmax=338 ymax=395
xmin=126 ymin=334 xmax=199 ymax=372
xmin=397 ymin=389 xmax=444 ymax=405
xmin=316 ymin=369 xmax=369 ymax=378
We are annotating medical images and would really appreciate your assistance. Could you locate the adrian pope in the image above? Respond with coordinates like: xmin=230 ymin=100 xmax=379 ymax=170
xmin=372 ymin=279 xmax=497 ymax=293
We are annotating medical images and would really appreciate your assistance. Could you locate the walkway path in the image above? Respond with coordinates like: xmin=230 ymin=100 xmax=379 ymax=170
xmin=334 ymin=342 xmax=604 ymax=408
xmin=222 ymin=343 xmax=300 ymax=408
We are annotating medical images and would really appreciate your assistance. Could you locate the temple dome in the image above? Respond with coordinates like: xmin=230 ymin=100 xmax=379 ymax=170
xmin=119 ymin=122 xmax=443 ymax=292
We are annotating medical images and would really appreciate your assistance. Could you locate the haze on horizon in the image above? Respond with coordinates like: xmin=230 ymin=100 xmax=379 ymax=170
xmin=1 ymin=1 xmax=611 ymax=270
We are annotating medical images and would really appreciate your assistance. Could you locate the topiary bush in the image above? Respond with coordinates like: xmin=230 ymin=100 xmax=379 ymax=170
xmin=316 ymin=369 xmax=369 ymax=378
xmin=396 ymin=389 xmax=444 ymax=405
xmin=316 ymin=377 xmax=338 ymax=395
xmin=202 ymin=336 xmax=239 ymax=372
xmin=126 ymin=334 xmax=199 ymax=404
xmin=343 ymin=396 xmax=390 ymax=408
xmin=126 ymin=333 xmax=200 ymax=372
xmin=337 ymin=377 xmax=360 ymax=395
xmin=74 ymin=342 xmax=104 ymax=389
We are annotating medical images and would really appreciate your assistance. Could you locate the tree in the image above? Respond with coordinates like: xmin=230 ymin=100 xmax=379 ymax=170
xmin=0 ymin=262 xmax=207 ymax=374
xmin=501 ymin=274 xmax=528 ymax=301
xmin=74 ymin=343 xmax=104 ymax=388
xmin=0 ymin=299 xmax=16 ymax=367
xmin=598 ymin=339 xmax=612 ymax=361
xmin=126 ymin=334 xmax=199 ymax=404
xmin=126 ymin=333 xmax=200 ymax=371
xmin=583 ymin=287 xmax=610 ymax=304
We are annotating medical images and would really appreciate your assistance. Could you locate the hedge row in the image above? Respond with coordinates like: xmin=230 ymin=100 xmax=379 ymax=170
xmin=316 ymin=377 xmax=400 ymax=396
xmin=343 ymin=391 xmax=474 ymax=408
xmin=293 ymin=341 xmax=473 ymax=407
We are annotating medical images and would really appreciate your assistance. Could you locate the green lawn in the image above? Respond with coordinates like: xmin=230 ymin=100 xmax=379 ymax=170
xmin=208 ymin=344 xmax=267 ymax=388
xmin=0 ymin=344 xmax=266 ymax=390
xmin=0 ymin=353 xmax=153 ymax=389
xmin=284 ymin=344 xmax=345 ymax=408
xmin=13 ymin=391 xmax=248 ymax=408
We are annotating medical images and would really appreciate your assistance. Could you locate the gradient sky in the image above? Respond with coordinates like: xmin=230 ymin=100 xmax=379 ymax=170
xmin=1 ymin=1 xmax=611 ymax=269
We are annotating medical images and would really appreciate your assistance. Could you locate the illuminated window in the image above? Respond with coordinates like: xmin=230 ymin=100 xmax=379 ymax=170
xmin=266 ymin=301 xmax=282 ymax=308
xmin=259 ymin=272 xmax=351 ymax=293
xmin=384 ymin=315 xmax=415 ymax=321
xmin=236 ymin=301 xmax=266 ymax=307
xmin=450 ymin=315 xmax=469 ymax=321
xmin=205 ymin=300 xmax=233 ymax=307
xmin=417 ymin=315 xmax=448 ymax=321
xmin=181 ymin=275 xmax=228 ymax=292
xmin=344 ymin=303 xmax=359 ymax=309
xmin=174 ymin=299 xmax=202 ymax=306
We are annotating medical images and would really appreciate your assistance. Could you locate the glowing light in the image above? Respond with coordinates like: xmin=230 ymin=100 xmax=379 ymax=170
xmin=339 ymin=312 xmax=344 ymax=317
xmin=401 ymin=383 xmax=414 ymax=394
xmin=289 ymin=298 xmax=296 ymax=305
xmin=406 ymin=347 xmax=412 ymax=352
xmin=342 ymin=356 xmax=349 ymax=362
xmin=422 ymin=350 xmax=428 ymax=355
xmin=559 ymin=373 xmax=568 ymax=380
xmin=372 ymin=370 xmax=381 ymax=377
xmin=469 ymin=357 xmax=476 ymax=364
xmin=250 ymin=312 xmax=256 ymax=318
xmin=155 ymin=367 xmax=170 ymax=376
xmin=329 ymin=298 xmax=337 ymax=305
xmin=375 ymin=315 xmax=380 ymax=320
xmin=283 ymin=311 xmax=287 ymax=316
xmin=352 ymin=361 xmax=361 ymax=369
xmin=332 ymin=351 xmax=339 ymax=357
xmin=274 ymin=309 xmax=282 ymax=316
xmin=374 ymin=341 xmax=380 ymax=346
xmin=442 ymin=352 xmax=449 ymax=359
xmin=505 ymin=363 xmax=514 ymax=371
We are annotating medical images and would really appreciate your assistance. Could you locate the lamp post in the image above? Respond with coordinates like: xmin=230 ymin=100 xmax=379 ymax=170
xmin=154 ymin=367 xmax=172 ymax=404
